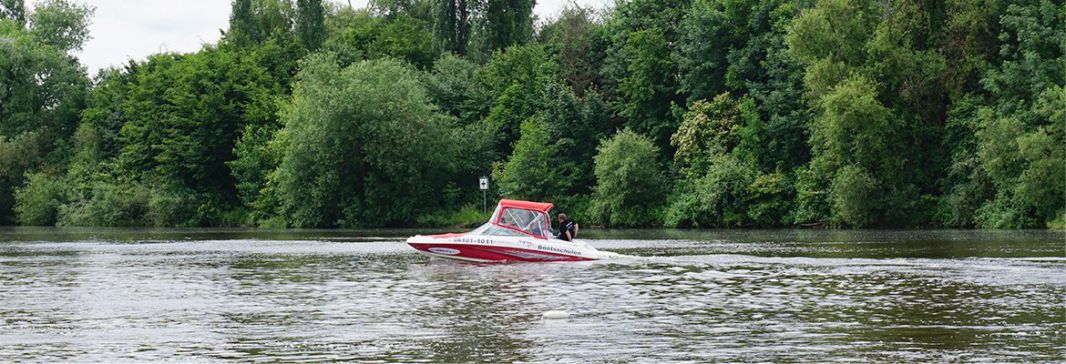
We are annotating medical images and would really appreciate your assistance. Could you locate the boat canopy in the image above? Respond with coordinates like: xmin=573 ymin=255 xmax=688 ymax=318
xmin=475 ymin=199 xmax=554 ymax=239
xmin=497 ymin=199 xmax=553 ymax=212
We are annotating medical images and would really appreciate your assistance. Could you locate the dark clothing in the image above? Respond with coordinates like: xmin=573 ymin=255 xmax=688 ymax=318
xmin=557 ymin=219 xmax=576 ymax=241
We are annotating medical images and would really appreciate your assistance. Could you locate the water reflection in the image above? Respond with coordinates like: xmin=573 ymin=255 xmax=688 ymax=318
xmin=0 ymin=230 xmax=1062 ymax=362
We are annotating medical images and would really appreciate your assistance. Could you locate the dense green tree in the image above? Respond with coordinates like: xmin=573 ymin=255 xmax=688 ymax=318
xmin=47 ymin=69 xmax=132 ymax=226
xmin=28 ymin=0 xmax=93 ymax=51
xmin=966 ymin=0 xmax=1066 ymax=228
xmin=745 ymin=170 xmax=792 ymax=226
xmin=109 ymin=48 xmax=276 ymax=225
xmin=670 ymin=93 xmax=746 ymax=174
xmin=863 ymin=2 xmax=951 ymax=219
xmin=228 ymin=0 xmax=258 ymax=45
xmin=0 ymin=1 xmax=91 ymax=223
xmin=225 ymin=0 xmax=296 ymax=47
xmin=477 ymin=0 xmax=535 ymax=54
xmin=478 ymin=44 xmax=557 ymax=156
xmin=78 ymin=69 xmax=132 ymax=160
xmin=800 ymin=76 xmax=897 ymax=227
xmin=371 ymin=13 xmax=437 ymax=67
xmin=602 ymin=0 xmax=690 ymax=153
xmin=224 ymin=0 xmax=313 ymax=85
xmin=609 ymin=27 xmax=679 ymax=152
xmin=492 ymin=82 xmax=613 ymax=201
xmin=814 ymin=77 xmax=892 ymax=175
xmin=829 ymin=164 xmax=879 ymax=227
xmin=219 ymin=35 xmax=299 ymax=223
xmin=493 ymin=117 xmax=558 ymax=200
xmin=0 ymin=1 xmax=92 ymax=136
xmin=267 ymin=55 xmax=457 ymax=227
xmin=676 ymin=0 xmax=732 ymax=103
xmin=228 ymin=87 xmax=285 ymax=222
xmin=665 ymin=92 xmax=792 ymax=228
xmin=590 ymin=130 xmax=665 ymax=227
xmin=325 ymin=8 xmax=436 ymax=68
xmin=58 ymin=180 xmax=151 ymax=227
xmin=679 ymin=0 xmax=811 ymax=172
xmin=664 ymin=154 xmax=755 ymax=227
xmin=14 ymin=171 xmax=66 ymax=225
xmin=432 ymin=0 xmax=470 ymax=54
xmin=786 ymin=0 xmax=961 ymax=227
xmin=421 ymin=53 xmax=481 ymax=120
xmin=0 ymin=132 xmax=43 ymax=223
xmin=539 ymin=5 xmax=608 ymax=96
xmin=537 ymin=83 xmax=614 ymax=195
xmin=295 ymin=0 xmax=326 ymax=50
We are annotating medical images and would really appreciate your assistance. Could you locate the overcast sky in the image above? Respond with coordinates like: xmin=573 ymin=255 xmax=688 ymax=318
xmin=28 ymin=0 xmax=610 ymax=74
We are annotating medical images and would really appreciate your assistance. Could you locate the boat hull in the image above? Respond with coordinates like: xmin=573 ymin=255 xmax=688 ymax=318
xmin=406 ymin=234 xmax=601 ymax=262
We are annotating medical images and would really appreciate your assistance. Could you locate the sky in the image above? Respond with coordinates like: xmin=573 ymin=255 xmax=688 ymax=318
xmin=29 ymin=0 xmax=611 ymax=74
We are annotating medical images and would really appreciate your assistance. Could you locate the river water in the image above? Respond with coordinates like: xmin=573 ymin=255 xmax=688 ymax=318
xmin=0 ymin=228 xmax=1063 ymax=362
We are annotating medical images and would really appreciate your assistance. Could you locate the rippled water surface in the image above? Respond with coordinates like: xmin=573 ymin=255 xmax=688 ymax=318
xmin=1 ymin=228 xmax=1063 ymax=362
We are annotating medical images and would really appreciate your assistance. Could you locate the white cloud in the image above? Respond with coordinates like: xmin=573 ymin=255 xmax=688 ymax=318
xmin=30 ymin=0 xmax=608 ymax=74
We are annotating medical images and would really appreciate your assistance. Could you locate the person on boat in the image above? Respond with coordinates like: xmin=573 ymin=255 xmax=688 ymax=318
xmin=556 ymin=213 xmax=579 ymax=241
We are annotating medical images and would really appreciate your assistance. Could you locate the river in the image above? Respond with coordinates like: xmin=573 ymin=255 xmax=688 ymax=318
xmin=0 ymin=228 xmax=1063 ymax=362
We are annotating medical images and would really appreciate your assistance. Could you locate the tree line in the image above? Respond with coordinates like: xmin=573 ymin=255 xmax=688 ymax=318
xmin=0 ymin=0 xmax=1062 ymax=228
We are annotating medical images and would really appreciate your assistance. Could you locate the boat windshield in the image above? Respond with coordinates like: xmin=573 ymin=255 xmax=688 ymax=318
xmin=470 ymin=223 xmax=526 ymax=236
xmin=494 ymin=207 xmax=551 ymax=239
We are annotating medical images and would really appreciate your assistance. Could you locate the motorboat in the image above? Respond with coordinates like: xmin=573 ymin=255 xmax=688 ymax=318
xmin=406 ymin=199 xmax=614 ymax=262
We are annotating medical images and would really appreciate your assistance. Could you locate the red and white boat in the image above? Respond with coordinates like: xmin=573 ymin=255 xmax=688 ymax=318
xmin=406 ymin=199 xmax=614 ymax=262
